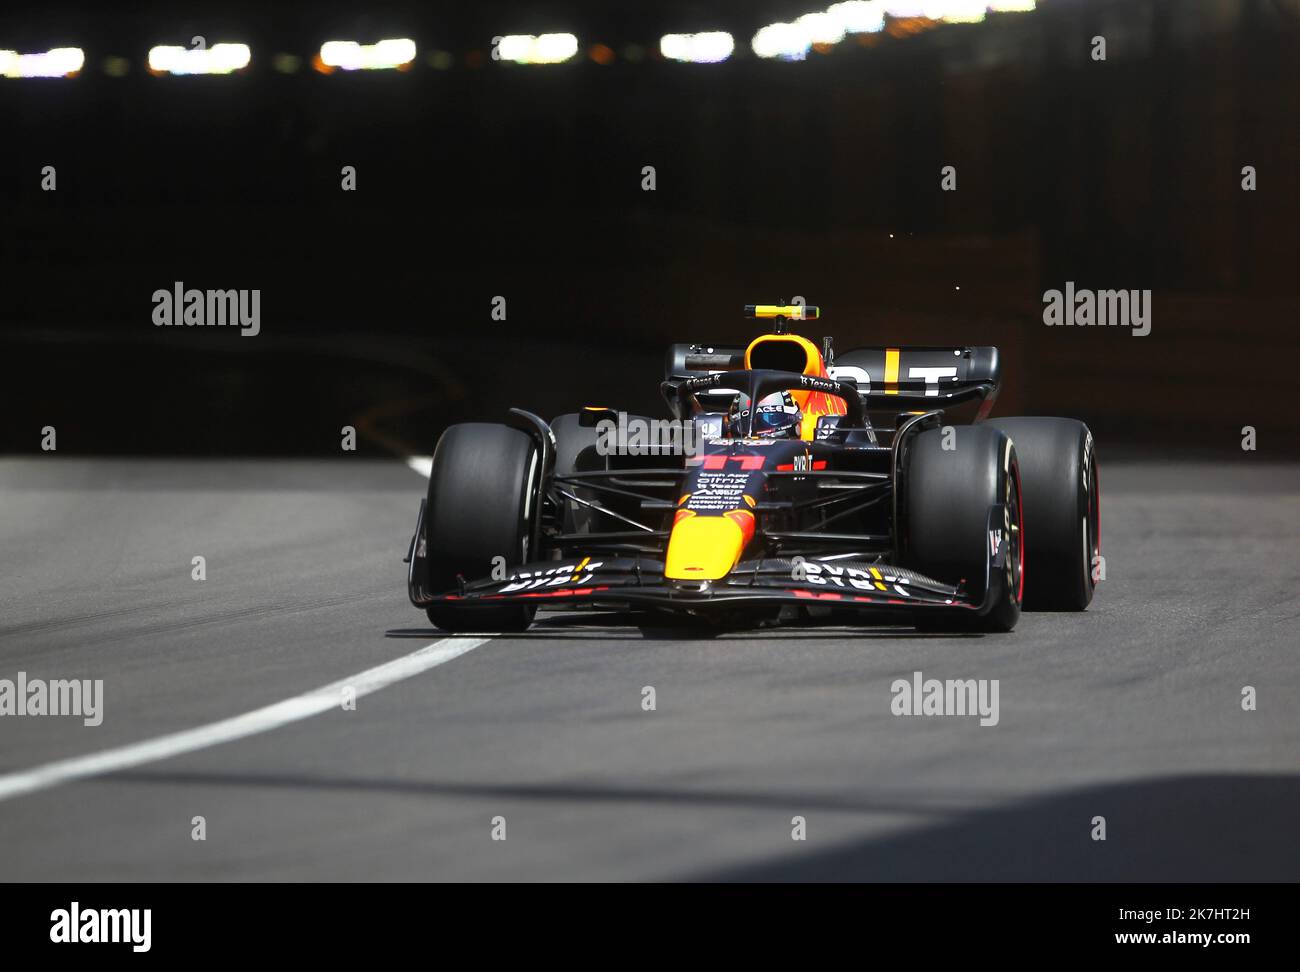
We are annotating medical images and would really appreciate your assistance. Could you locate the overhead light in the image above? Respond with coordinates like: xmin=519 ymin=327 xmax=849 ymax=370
xmin=147 ymin=43 xmax=251 ymax=76
xmin=317 ymin=38 xmax=416 ymax=72
xmin=826 ymin=2 xmax=887 ymax=34
xmin=495 ymin=33 xmax=578 ymax=65
xmin=0 ymin=47 xmax=85 ymax=78
xmin=752 ymin=22 xmax=812 ymax=60
xmin=922 ymin=0 xmax=988 ymax=22
xmin=883 ymin=2 xmax=929 ymax=15
xmin=659 ymin=32 xmax=734 ymax=64
xmin=797 ymin=13 xmax=847 ymax=46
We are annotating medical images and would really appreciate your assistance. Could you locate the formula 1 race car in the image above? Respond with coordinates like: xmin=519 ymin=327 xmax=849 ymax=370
xmin=406 ymin=304 xmax=1100 ymax=633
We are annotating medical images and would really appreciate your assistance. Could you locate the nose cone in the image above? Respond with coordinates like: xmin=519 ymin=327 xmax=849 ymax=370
xmin=664 ymin=511 xmax=754 ymax=580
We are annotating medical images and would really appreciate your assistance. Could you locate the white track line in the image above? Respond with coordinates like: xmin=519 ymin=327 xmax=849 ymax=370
xmin=0 ymin=454 xmax=474 ymax=804
xmin=0 ymin=636 xmax=491 ymax=803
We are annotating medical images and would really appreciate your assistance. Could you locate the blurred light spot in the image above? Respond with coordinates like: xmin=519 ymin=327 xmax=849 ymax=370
xmin=989 ymin=0 xmax=1036 ymax=10
xmin=622 ymin=44 xmax=646 ymax=63
xmin=426 ymin=50 xmax=455 ymax=70
xmin=589 ymin=42 xmax=616 ymax=65
xmin=827 ymin=1 xmax=887 ymax=34
xmin=798 ymin=13 xmax=847 ymax=45
xmin=886 ymin=15 xmax=938 ymax=37
xmin=148 ymin=43 xmax=251 ymax=76
xmin=0 ymin=47 xmax=85 ymax=78
xmin=660 ymin=32 xmax=734 ymax=64
xmin=271 ymin=53 xmax=301 ymax=74
xmin=752 ymin=22 xmax=812 ymax=60
xmin=922 ymin=0 xmax=987 ymax=22
xmin=497 ymin=33 xmax=578 ymax=65
xmin=317 ymin=39 xmax=416 ymax=72
xmin=883 ymin=1 xmax=929 ymax=14
xmin=102 ymin=55 xmax=130 ymax=77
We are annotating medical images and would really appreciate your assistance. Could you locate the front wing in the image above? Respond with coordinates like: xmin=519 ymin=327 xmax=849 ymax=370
xmin=412 ymin=553 xmax=1000 ymax=617
xmin=407 ymin=499 xmax=1014 ymax=619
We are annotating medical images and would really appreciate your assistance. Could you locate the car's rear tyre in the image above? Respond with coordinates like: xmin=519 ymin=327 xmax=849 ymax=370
xmin=550 ymin=413 xmax=603 ymax=536
xmin=424 ymin=422 xmax=539 ymax=633
xmin=550 ymin=411 xmax=663 ymax=538
xmin=903 ymin=424 xmax=1022 ymax=633
xmin=986 ymin=417 xmax=1098 ymax=611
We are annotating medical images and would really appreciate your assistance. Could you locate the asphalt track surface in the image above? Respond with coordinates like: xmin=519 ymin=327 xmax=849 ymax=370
xmin=0 ymin=456 xmax=1297 ymax=881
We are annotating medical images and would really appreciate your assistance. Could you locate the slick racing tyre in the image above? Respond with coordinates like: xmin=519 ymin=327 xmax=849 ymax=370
xmin=903 ymin=424 xmax=1023 ymax=633
xmin=987 ymin=417 xmax=1099 ymax=611
xmin=424 ymin=423 xmax=539 ymax=633
xmin=550 ymin=412 xmax=603 ymax=536
xmin=550 ymin=411 xmax=662 ymax=537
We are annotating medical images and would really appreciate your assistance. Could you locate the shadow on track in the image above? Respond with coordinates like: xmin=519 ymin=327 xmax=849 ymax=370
xmin=102 ymin=771 xmax=1300 ymax=880
xmin=689 ymin=774 xmax=1300 ymax=882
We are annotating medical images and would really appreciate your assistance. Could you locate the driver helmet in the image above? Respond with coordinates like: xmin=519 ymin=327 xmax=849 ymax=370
xmin=731 ymin=390 xmax=802 ymax=439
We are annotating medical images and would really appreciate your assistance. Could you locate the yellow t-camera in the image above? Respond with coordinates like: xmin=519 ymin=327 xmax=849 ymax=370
xmin=744 ymin=303 xmax=819 ymax=321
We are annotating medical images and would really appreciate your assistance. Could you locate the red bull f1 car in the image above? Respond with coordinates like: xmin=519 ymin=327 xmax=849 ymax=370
xmin=406 ymin=304 xmax=1100 ymax=633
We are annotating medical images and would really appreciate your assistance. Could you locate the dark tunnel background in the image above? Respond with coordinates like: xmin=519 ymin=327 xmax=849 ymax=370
xmin=2 ymin=0 xmax=1297 ymax=458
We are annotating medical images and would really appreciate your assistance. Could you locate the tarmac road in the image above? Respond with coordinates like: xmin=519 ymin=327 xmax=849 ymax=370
xmin=0 ymin=456 xmax=1296 ymax=881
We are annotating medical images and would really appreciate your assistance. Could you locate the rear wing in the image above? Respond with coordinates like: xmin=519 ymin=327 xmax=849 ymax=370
xmin=832 ymin=346 xmax=999 ymax=409
xmin=665 ymin=343 xmax=999 ymax=411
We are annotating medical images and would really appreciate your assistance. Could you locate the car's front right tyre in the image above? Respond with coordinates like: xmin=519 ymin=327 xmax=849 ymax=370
xmin=987 ymin=417 xmax=1099 ymax=611
xmin=902 ymin=424 xmax=1023 ymax=633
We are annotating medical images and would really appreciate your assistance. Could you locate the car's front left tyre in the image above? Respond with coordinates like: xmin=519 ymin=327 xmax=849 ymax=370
xmin=423 ymin=422 xmax=539 ymax=633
